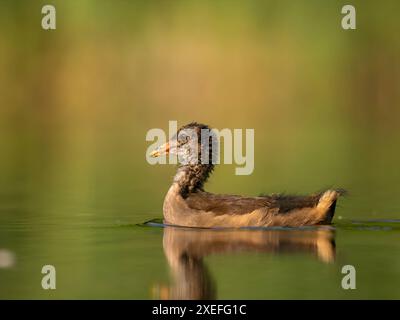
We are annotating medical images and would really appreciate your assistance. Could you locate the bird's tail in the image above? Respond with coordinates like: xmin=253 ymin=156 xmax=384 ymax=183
xmin=317 ymin=189 xmax=346 ymax=223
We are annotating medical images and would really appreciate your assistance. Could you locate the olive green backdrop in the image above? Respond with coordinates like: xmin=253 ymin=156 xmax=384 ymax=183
xmin=0 ymin=0 xmax=399 ymax=299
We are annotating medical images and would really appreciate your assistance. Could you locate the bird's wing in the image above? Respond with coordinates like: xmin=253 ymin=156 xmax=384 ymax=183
xmin=185 ymin=191 xmax=275 ymax=215
xmin=185 ymin=191 xmax=322 ymax=216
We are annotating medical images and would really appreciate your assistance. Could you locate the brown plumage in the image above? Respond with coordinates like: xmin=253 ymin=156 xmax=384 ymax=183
xmin=151 ymin=122 xmax=345 ymax=228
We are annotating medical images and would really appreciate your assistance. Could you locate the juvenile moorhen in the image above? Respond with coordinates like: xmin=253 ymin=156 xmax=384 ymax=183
xmin=151 ymin=122 xmax=344 ymax=228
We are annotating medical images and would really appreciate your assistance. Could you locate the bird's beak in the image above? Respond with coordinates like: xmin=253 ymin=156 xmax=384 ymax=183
xmin=150 ymin=142 xmax=171 ymax=158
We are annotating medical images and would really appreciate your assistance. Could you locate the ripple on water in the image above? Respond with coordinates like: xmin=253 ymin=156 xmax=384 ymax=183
xmin=138 ymin=218 xmax=400 ymax=232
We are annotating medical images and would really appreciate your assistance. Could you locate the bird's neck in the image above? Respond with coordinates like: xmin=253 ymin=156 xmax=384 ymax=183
xmin=173 ymin=164 xmax=214 ymax=198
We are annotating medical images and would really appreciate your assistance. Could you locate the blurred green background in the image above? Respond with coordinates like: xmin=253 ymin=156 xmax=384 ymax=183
xmin=0 ymin=0 xmax=399 ymax=299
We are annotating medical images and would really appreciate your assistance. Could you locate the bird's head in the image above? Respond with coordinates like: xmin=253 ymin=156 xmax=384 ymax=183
xmin=150 ymin=122 xmax=218 ymax=167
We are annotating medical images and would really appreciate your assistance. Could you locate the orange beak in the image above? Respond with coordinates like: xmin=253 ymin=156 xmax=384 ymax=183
xmin=150 ymin=142 xmax=170 ymax=158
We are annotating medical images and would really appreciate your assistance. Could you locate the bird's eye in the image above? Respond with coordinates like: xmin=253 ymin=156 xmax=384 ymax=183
xmin=177 ymin=136 xmax=187 ymax=146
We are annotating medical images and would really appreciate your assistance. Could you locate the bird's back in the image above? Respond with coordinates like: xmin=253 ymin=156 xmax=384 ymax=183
xmin=163 ymin=187 xmax=344 ymax=228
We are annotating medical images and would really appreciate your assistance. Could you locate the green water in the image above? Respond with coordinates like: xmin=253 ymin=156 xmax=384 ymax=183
xmin=0 ymin=134 xmax=400 ymax=299
xmin=1 ymin=197 xmax=400 ymax=299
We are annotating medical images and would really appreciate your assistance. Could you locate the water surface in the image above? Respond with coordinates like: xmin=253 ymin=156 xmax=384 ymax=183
xmin=1 ymin=209 xmax=399 ymax=299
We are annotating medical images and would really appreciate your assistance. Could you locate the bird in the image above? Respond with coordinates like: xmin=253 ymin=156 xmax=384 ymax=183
xmin=150 ymin=122 xmax=345 ymax=228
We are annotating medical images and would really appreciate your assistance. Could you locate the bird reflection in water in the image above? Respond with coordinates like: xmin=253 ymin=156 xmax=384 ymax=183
xmin=153 ymin=226 xmax=336 ymax=299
